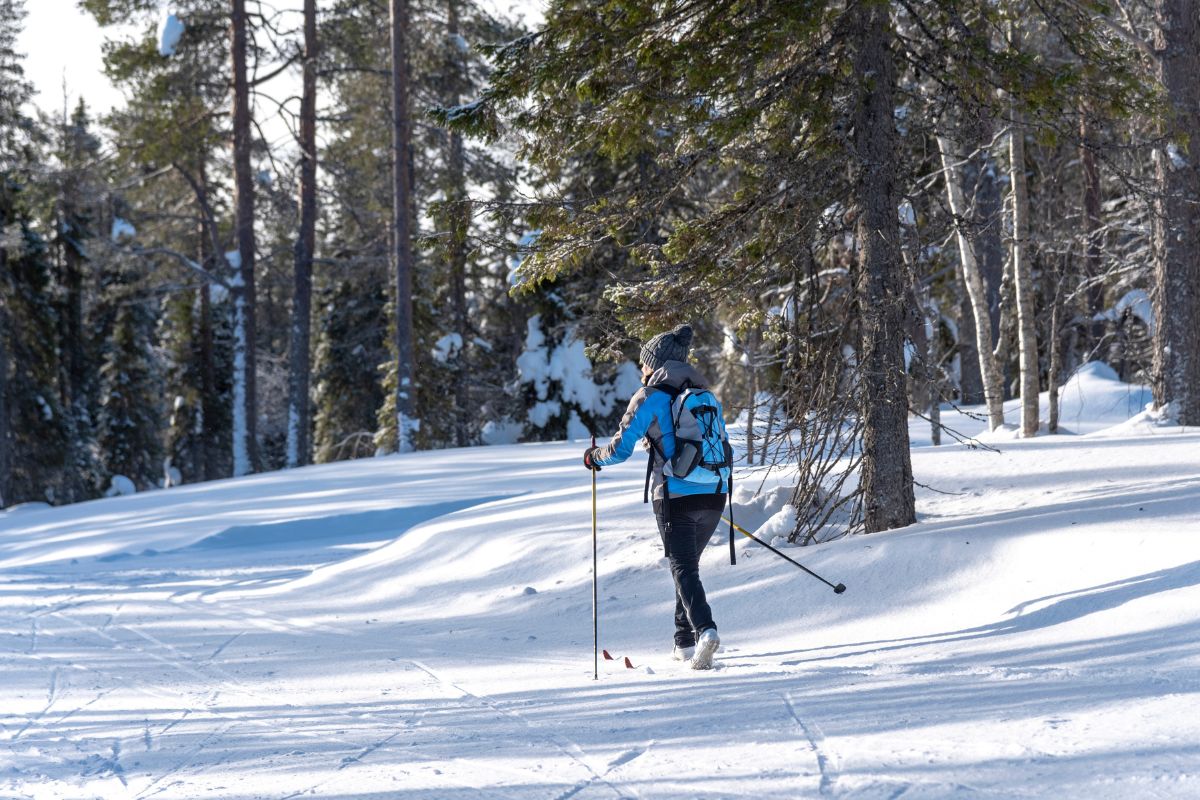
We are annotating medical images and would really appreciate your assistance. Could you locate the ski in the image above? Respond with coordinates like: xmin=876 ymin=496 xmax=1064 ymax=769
xmin=601 ymin=649 xmax=636 ymax=669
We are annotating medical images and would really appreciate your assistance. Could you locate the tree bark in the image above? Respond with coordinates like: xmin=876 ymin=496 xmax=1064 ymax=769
xmin=1079 ymin=104 xmax=1104 ymax=336
xmin=850 ymin=2 xmax=915 ymax=533
xmin=960 ymin=135 xmax=1004 ymax=344
xmin=0 ymin=245 xmax=8 ymax=508
xmin=445 ymin=0 xmax=470 ymax=448
xmin=230 ymin=0 xmax=259 ymax=474
xmin=1151 ymin=0 xmax=1200 ymax=423
xmin=287 ymin=0 xmax=318 ymax=469
xmin=956 ymin=268 xmax=984 ymax=404
xmin=1048 ymin=260 xmax=1064 ymax=434
xmin=1008 ymin=95 xmax=1039 ymax=437
xmin=390 ymin=0 xmax=417 ymax=452
xmin=937 ymin=134 xmax=1006 ymax=430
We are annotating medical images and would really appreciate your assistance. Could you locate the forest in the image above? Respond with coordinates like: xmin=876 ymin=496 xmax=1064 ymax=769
xmin=0 ymin=0 xmax=1195 ymax=544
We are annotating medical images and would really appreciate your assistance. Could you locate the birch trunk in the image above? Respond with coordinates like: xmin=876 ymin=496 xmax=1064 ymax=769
xmin=850 ymin=1 xmax=915 ymax=533
xmin=230 ymin=0 xmax=258 ymax=475
xmin=1008 ymin=99 xmax=1039 ymax=437
xmin=287 ymin=0 xmax=318 ymax=468
xmin=937 ymin=134 xmax=1005 ymax=430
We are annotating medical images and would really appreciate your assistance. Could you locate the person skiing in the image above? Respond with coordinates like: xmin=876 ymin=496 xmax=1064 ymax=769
xmin=583 ymin=324 xmax=730 ymax=670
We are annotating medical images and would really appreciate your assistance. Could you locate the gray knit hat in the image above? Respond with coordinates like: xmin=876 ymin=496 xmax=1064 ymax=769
xmin=640 ymin=324 xmax=694 ymax=371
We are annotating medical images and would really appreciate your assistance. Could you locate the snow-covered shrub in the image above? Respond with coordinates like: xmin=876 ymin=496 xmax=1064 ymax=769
xmin=105 ymin=475 xmax=137 ymax=497
xmin=516 ymin=315 xmax=641 ymax=442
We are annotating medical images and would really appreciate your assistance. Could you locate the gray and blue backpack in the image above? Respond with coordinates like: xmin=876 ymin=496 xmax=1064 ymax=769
xmin=646 ymin=384 xmax=738 ymax=564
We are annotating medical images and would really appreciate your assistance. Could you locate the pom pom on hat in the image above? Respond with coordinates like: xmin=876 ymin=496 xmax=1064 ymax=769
xmin=640 ymin=324 xmax=694 ymax=371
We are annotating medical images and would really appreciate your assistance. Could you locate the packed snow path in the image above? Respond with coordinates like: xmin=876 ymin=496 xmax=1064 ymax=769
xmin=4 ymin=385 xmax=1200 ymax=797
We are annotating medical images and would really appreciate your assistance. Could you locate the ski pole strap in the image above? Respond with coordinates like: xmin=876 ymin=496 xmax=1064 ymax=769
xmin=724 ymin=462 xmax=734 ymax=563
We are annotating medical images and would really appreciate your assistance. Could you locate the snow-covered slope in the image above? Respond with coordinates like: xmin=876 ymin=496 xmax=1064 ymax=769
xmin=3 ymin=370 xmax=1199 ymax=799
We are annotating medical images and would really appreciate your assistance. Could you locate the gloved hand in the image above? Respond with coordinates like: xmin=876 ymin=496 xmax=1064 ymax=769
xmin=583 ymin=447 xmax=602 ymax=472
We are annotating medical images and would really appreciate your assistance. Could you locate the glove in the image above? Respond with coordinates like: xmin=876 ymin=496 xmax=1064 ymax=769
xmin=583 ymin=447 xmax=602 ymax=472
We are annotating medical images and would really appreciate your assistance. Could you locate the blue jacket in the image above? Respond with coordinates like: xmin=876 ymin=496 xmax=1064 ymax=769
xmin=592 ymin=360 xmax=725 ymax=500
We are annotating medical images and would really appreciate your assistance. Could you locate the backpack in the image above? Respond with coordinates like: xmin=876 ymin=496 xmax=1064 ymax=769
xmin=644 ymin=384 xmax=738 ymax=565
xmin=666 ymin=387 xmax=733 ymax=492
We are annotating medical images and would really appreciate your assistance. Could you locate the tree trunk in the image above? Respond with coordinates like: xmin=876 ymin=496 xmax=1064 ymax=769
xmin=850 ymin=2 xmax=915 ymax=533
xmin=937 ymin=134 xmax=1006 ymax=430
xmin=956 ymin=269 xmax=984 ymax=404
xmin=961 ymin=134 xmax=1004 ymax=344
xmin=390 ymin=0 xmax=417 ymax=453
xmin=230 ymin=0 xmax=259 ymax=474
xmin=193 ymin=161 xmax=220 ymax=482
xmin=1008 ymin=95 xmax=1039 ymax=437
xmin=1151 ymin=0 xmax=1200 ymax=423
xmin=1079 ymin=104 xmax=1104 ymax=342
xmin=1048 ymin=259 xmax=1064 ymax=434
xmin=287 ymin=0 xmax=318 ymax=469
xmin=0 ymin=248 xmax=8 ymax=508
xmin=445 ymin=0 xmax=470 ymax=448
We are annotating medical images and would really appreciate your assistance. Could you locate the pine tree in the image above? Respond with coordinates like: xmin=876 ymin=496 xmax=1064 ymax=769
xmin=312 ymin=278 xmax=387 ymax=463
xmin=96 ymin=273 xmax=162 ymax=490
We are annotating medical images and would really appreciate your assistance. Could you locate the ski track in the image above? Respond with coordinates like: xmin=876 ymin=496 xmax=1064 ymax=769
xmin=23 ymin=596 xmax=534 ymax=800
xmin=784 ymin=691 xmax=839 ymax=796
xmin=8 ymin=611 xmax=410 ymax=798
xmin=411 ymin=659 xmax=645 ymax=800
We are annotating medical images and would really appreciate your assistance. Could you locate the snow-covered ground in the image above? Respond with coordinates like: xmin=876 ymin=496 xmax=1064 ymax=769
xmin=3 ymin=365 xmax=1199 ymax=799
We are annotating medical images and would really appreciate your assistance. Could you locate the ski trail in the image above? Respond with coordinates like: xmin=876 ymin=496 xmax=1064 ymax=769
xmin=551 ymin=744 xmax=651 ymax=800
xmin=30 ymin=613 xmax=440 ymax=797
xmin=132 ymin=721 xmax=237 ymax=800
xmin=201 ymin=631 xmax=243 ymax=664
xmin=410 ymin=659 xmax=642 ymax=800
xmin=11 ymin=666 xmax=61 ymax=741
xmin=49 ymin=687 xmax=114 ymax=727
xmin=784 ymin=691 xmax=839 ymax=796
xmin=337 ymin=730 xmax=403 ymax=770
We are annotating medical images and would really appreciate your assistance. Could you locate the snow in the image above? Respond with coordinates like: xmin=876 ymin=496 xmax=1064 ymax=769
xmin=1166 ymin=142 xmax=1188 ymax=171
xmin=157 ymin=12 xmax=184 ymax=57
xmin=102 ymin=474 xmax=136 ymax=497
xmin=110 ymin=217 xmax=135 ymax=242
xmin=432 ymin=332 xmax=464 ymax=363
xmin=517 ymin=316 xmax=639 ymax=431
xmin=480 ymin=418 xmax=523 ymax=445
xmin=4 ymin=368 xmax=1200 ymax=798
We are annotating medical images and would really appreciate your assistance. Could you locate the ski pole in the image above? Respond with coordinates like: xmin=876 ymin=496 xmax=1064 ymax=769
xmin=591 ymin=434 xmax=599 ymax=680
xmin=722 ymin=516 xmax=846 ymax=594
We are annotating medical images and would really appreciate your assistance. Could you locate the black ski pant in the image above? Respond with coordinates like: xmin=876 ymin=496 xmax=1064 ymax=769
xmin=653 ymin=493 xmax=726 ymax=647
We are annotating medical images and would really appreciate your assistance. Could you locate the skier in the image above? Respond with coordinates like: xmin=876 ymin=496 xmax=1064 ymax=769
xmin=583 ymin=324 xmax=729 ymax=670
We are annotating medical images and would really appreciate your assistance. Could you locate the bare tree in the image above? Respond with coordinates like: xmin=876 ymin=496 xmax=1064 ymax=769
xmin=937 ymin=134 xmax=1006 ymax=430
xmin=390 ymin=0 xmax=417 ymax=452
xmin=1008 ymin=67 xmax=1039 ymax=437
xmin=287 ymin=0 xmax=318 ymax=468
xmin=445 ymin=0 xmax=470 ymax=447
xmin=230 ymin=0 xmax=259 ymax=474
